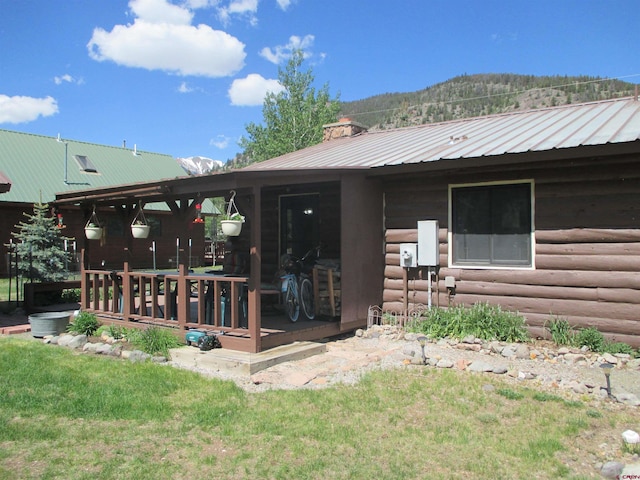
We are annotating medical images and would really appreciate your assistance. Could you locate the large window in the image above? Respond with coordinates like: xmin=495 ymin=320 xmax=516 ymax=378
xmin=450 ymin=181 xmax=533 ymax=268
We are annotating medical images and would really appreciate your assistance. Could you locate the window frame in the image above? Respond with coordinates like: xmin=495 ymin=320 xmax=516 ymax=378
xmin=448 ymin=179 xmax=535 ymax=270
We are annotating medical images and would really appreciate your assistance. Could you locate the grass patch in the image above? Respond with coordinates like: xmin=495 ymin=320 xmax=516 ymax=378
xmin=1 ymin=337 xmax=639 ymax=479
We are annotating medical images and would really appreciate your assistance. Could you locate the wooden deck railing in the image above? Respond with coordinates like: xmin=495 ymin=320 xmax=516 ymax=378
xmin=81 ymin=262 xmax=252 ymax=337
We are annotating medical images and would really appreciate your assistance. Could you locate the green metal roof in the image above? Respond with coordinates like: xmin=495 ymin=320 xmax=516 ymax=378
xmin=0 ymin=129 xmax=187 ymax=205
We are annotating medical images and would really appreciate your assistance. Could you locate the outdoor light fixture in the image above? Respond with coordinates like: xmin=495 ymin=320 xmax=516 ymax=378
xmin=600 ymin=362 xmax=614 ymax=397
xmin=193 ymin=203 xmax=204 ymax=224
xmin=417 ymin=336 xmax=427 ymax=364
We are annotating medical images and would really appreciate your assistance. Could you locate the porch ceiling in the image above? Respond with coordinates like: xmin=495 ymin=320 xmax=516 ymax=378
xmin=53 ymin=168 xmax=360 ymax=207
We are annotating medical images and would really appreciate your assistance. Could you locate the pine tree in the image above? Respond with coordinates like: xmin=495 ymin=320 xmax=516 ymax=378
xmin=10 ymin=202 xmax=71 ymax=282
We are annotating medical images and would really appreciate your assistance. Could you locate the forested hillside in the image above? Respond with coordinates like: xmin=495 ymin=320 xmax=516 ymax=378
xmin=225 ymin=73 xmax=637 ymax=167
xmin=340 ymin=74 xmax=637 ymax=130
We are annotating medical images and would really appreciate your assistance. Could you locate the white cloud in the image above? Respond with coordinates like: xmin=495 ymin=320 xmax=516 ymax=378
xmin=87 ymin=0 xmax=246 ymax=78
xmin=210 ymin=134 xmax=230 ymax=149
xmin=228 ymin=73 xmax=285 ymax=106
xmin=54 ymin=74 xmax=84 ymax=85
xmin=177 ymin=81 xmax=193 ymax=93
xmin=0 ymin=95 xmax=58 ymax=124
xmin=129 ymin=0 xmax=193 ymax=24
xmin=260 ymin=34 xmax=314 ymax=64
xmin=218 ymin=0 xmax=259 ymax=26
xmin=276 ymin=0 xmax=294 ymax=10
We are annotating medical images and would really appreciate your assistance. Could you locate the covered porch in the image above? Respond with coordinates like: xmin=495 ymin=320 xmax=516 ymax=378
xmin=55 ymin=168 xmax=383 ymax=353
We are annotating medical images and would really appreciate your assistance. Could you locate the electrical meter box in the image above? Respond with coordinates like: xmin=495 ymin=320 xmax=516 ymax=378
xmin=399 ymin=243 xmax=417 ymax=268
xmin=417 ymin=220 xmax=439 ymax=266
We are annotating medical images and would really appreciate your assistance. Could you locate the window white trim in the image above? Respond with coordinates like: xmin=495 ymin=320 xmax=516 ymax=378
xmin=447 ymin=179 xmax=535 ymax=270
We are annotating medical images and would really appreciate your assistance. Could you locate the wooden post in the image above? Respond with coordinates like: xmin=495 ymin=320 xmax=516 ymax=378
xmin=177 ymin=263 xmax=189 ymax=330
xmin=122 ymin=262 xmax=132 ymax=322
xmin=248 ymin=184 xmax=262 ymax=353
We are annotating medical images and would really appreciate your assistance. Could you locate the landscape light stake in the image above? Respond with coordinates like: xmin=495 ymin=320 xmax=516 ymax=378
xmin=417 ymin=336 xmax=427 ymax=364
xmin=600 ymin=362 xmax=614 ymax=397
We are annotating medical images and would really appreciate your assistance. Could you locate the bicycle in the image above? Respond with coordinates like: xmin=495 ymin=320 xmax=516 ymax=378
xmin=280 ymin=246 xmax=320 ymax=322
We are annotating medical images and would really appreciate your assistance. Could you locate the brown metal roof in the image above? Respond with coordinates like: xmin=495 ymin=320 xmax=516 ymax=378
xmin=243 ymin=97 xmax=640 ymax=171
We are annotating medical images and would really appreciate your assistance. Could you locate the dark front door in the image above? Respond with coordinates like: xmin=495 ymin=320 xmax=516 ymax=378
xmin=279 ymin=193 xmax=319 ymax=259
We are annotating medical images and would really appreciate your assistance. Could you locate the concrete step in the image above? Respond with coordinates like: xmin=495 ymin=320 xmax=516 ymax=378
xmin=169 ymin=341 xmax=327 ymax=376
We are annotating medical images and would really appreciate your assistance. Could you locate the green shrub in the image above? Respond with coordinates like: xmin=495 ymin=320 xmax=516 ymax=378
xmin=575 ymin=327 xmax=605 ymax=353
xmin=409 ymin=303 xmax=529 ymax=343
xmin=61 ymin=288 xmax=81 ymax=303
xmin=67 ymin=311 xmax=100 ymax=336
xmin=546 ymin=316 xmax=576 ymax=346
xmin=96 ymin=324 xmax=127 ymax=340
xmin=602 ymin=341 xmax=636 ymax=356
xmin=130 ymin=326 xmax=182 ymax=357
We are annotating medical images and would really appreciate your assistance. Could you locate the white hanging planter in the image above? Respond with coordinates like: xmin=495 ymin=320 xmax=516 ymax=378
xmin=130 ymin=204 xmax=150 ymax=239
xmin=85 ymin=225 xmax=103 ymax=240
xmin=131 ymin=224 xmax=150 ymax=239
xmin=85 ymin=207 xmax=103 ymax=240
xmin=220 ymin=190 xmax=244 ymax=236
xmin=221 ymin=220 xmax=243 ymax=236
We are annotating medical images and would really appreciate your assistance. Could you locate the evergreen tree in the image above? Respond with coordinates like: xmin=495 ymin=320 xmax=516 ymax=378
xmin=239 ymin=49 xmax=341 ymax=163
xmin=10 ymin=202 xmax=71 ymax=282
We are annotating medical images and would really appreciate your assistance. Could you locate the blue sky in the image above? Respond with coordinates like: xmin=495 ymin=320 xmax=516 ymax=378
xmin=1 ymin=0 xmax=639 ymax=164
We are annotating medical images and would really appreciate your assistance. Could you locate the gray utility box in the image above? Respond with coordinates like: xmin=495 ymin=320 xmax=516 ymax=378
xmin=417 ymin=220 xmax=439 ymax=267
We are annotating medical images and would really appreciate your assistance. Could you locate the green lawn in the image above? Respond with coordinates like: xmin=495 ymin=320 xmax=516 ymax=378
xmin=1 ymin=336 xmax=639 ymax=479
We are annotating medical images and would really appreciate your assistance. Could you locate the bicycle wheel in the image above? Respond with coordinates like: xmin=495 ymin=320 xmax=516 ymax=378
xmin=299 ymin=277 xmax=315 ymax=320
xmin=284 ymin=279 xmax=300 ymax=322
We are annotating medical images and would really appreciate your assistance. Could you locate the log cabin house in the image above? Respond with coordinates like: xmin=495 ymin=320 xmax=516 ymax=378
xmin=54 ymin=96 xmax=640 ymax=351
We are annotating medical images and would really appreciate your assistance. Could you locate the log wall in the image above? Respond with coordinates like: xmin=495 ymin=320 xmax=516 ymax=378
xmin=382 ymin=154 xmax=640 ymax=346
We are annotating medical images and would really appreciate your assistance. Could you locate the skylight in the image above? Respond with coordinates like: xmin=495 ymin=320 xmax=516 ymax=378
xmin=74 ymin=155 xmax=98 ymax=173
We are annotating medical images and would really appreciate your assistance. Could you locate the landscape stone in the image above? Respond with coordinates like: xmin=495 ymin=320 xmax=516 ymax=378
xmin=468 ymin=361 xmax=494 ymax=373
xmin=600 ymin=461 xmax=624 ymax=479
xmin=501 ymin=346 xmax=516 ymax=358
xmin=616 ymin=393 xmax=640 ymax=407
xmin=436 ymin=359 xmax=454 ymax=368
xmin=621 ymin=463 xmax=640 ymax=476
xmin=67 ymin=334 xmax=87 ymax=349
xmin=514 ymin=344 xmax=530 ymax=359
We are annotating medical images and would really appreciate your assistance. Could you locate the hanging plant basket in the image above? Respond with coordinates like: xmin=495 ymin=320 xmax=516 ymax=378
xmin=131 ymin=224 xmax=150 ymax=239
xmin=131 ymin=205 xmax=150 ymax=239
xmin=85 ymin=207 xmax=103 ymax=240
xmin=221 ymin=190 xmax=244 ymax=236
xmin=221 ymin=220 xmax=243 ymax=236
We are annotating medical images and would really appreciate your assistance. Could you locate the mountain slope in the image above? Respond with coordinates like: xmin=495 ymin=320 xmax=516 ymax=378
xmin=340 ymin=73 xmax=638 ymax=130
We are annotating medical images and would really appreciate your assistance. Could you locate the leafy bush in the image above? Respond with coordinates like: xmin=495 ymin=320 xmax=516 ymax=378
xmin=409 ymin=302 xmax=529 ymax=343
xmin=96 ymin=324 xmax=127 ymax=340
xmin=546 ymin=316 xmax=576 ymax=346
xmin=545 ymin=318 xmax=636 ymax=355
xmin=574 ymin=327 xmax=605 ymax=352
xmin=61 ymin=288 xmax=81 ymax=303
xmin=602 ymin=341 xmax=636 ymax=356
xmin=67 ymin=311 xmax=100 ymax=336
xmin=129 ymin=326 xmax=182 ymax=357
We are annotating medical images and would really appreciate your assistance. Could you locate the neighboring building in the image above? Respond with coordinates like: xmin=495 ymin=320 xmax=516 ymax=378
xmin=54 ymin=96 xmax=640 ymax=351
xmin=0 ymin=130 xmax=194 ymax=275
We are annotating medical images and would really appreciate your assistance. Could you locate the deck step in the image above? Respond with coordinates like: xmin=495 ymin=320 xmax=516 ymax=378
xmin=168 ymin=341 xmax=326 ymax=376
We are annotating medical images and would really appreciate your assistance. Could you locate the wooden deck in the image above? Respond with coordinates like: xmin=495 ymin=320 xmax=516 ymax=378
xmin=81 ymin=263 xmax=342 ymax=352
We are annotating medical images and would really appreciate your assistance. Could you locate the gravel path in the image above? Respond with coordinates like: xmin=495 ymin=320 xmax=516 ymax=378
xmin=172 ymin=326 xmax=640 ymax=403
